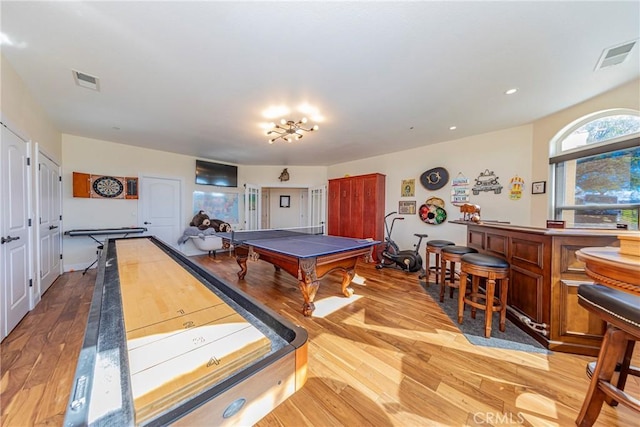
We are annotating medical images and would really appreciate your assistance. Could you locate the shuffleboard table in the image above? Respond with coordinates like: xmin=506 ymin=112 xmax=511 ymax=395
xmin=64 ymin=236 xmax=308 ymax=426
xmin=217 ymin=227 xmax=378 ymax=316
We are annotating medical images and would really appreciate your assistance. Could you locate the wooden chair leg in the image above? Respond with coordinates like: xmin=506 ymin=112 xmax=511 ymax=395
xmin=439 ymin=257 xmax=446 ymax=302
xmin=484 ymin=279 xmax=495 ymax=338
xmin=424 ymin=250 xmax=431 ymax=285
xmin=449 ymin=261 xmax=456 ymax=299
xmin=607 ymin=341 xmax=636 ymax=407
xmin=457 ymin=271 xmax=468 ymax=324
xmin=499 ymin=278 xmax=508 ymax=332
xmin=470 ymin=276 xmax=479 ymax=319
xmin=576 ymin=326 xmax=629 ymax=427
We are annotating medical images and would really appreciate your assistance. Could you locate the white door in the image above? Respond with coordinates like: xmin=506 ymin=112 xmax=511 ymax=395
xmin=1 ymin=124 xmax=32 ymax=340
xmin=37 ymin=148 xmax=62 ymax=295
xmin=244 ymin=184 xmax=261 ymax=230
xmin=261 ymin=189 xmax=270 ymax=229
xmin=139 ymin=176 xmax=182 ymax=248
xmin=309 ymin=185 xmax=326 ymax=233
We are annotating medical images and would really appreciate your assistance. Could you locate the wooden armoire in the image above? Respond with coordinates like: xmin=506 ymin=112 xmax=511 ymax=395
xmin=328 ymin=173 xmax=386 ymax=257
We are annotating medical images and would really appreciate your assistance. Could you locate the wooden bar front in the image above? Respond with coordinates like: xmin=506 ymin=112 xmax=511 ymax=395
xmin=64 ymin=236 xmax=308 ymax=426
xmin=453 ymin=221 xmax=634 ymax=356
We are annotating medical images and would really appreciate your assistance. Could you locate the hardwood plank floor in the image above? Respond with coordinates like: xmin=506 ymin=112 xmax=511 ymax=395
xmin=1 ymin=252 xmax=637 ymax=426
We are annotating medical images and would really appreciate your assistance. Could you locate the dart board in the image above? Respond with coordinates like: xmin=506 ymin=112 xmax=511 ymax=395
xmin=92 ymin=176 xmax=124 ymax=198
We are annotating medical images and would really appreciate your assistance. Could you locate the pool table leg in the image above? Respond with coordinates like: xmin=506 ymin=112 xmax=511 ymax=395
xmin=235 ymin=254 xmax=248 ymax=279
xmin=298 ymin=258 xmax=320 ymax=316
xmin=341 ymin=269 xmax=356 ymax=298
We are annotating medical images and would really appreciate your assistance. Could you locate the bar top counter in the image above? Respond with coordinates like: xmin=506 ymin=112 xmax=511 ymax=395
xmin=451 ymin=219 xmax=638 ymax=356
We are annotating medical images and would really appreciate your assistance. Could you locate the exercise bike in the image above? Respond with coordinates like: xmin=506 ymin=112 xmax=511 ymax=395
xmin=376 ymin=212 xmax=427 ymax=273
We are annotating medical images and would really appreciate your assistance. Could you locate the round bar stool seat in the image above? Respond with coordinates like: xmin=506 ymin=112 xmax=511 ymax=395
xmin=422 ymin=239 xmax=454 ymax=285
xmin=439 ymin=246 xmax=478 ymax=302
xmin=457 ymin=253 xmax=510 ymax=338
xmin=575 ymin=284 xmax=640 ymax=427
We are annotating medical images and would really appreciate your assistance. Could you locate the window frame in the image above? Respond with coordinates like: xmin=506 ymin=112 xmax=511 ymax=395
xmin=549 ymin=109 xmax=640 ymax=230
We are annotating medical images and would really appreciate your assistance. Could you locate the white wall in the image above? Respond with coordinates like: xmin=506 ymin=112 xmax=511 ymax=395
xmin=61 ymin=135 xmax=329 ymax=269
xmin=529 ymin=78 xmax=640 ymax=226
xmin=266 ymin=188 xmax=306 ymax=229
xmin=328 ymin=125 xmax=534 ymax=250
xmin=1 ymin=54 xmax=62 ymax=308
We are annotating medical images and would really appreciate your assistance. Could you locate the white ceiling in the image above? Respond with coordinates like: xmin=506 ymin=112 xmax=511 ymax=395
xmin=2 ymin=1 xmax=639 ymax=166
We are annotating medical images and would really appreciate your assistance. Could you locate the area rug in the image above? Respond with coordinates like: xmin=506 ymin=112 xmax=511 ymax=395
xmin=419 ymin=279 xmax=549 ymax=354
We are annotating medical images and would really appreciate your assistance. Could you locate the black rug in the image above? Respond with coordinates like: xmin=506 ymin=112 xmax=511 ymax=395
xmin=419 ymin=279 xmax=549 ymax=354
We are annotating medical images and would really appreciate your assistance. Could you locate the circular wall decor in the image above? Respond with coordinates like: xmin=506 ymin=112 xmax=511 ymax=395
xmin=419 ymin=202 xmax=447 ymax=225
xmin=420 ymin=167 xmax=449 ymax=191
xmin=92 ymin=176 xmax=124 ymax=198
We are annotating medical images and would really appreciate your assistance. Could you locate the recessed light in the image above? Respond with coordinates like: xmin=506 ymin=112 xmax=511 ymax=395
xmin=505 ymin=88 xmax=518 ymax=95
xmin=449 ymin=126 xmax=457 ymax=131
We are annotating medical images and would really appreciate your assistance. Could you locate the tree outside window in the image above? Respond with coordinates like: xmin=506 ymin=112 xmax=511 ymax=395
xmin=551 ymin=111 xmax=640 ymax=230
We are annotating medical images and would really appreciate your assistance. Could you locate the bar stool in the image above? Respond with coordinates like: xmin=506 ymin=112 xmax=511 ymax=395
xmin=439 ymin=246 xmax=478 ymax=302
xmin=457 ymin=253 xmax=510 ymax=338
xmin=421 ymin=239 xmax=454 ymax=285
xmin=575 ymin=284 xmax=640 ymax=427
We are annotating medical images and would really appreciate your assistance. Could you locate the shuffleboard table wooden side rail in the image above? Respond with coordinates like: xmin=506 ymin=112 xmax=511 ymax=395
xmin=64 ymin=236 xmax=308 ymax=426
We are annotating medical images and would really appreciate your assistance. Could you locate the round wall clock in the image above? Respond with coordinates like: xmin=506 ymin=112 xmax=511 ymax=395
xmin=92 ymin=176 xmax=124 ymax=198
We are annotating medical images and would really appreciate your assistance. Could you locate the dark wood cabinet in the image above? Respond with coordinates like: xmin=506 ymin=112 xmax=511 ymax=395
xmin=328 ymin=174 xmax=385 ymax=259
xmin=457 ymin=221 xmax=630 ymax=356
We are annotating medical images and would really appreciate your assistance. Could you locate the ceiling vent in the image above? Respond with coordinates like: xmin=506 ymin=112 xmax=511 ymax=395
xmin=72 ymin=70 xmax=100 ymax=91
xmin=595 ymin=40 xmax=637 ymax=70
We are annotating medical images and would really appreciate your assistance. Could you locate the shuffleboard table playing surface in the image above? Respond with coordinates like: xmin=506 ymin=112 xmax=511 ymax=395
xmin=64 ymin=236 xmax=307 ymax=426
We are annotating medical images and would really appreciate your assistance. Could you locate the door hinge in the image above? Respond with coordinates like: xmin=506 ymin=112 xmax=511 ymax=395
xmin=60 ymin=254 xmax=63 ymax=260
xmin=38 ymin=163 xmax=41 ymax=170
xmin=28 ymin=218 xmax=32 ymax=227
xmin=60 ymin=215 xmax=62 ymax=221
xmin=59 ymin=176 xmax=62 ymax=182
xmin=29 ymin=279 xmax=33 ymax=287
xmin=27 ymin=157 xmax=31 ymax=166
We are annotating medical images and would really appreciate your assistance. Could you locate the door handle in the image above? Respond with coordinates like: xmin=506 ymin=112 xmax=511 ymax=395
xmin=49 ymin=225 xmax=59 ymax=230
xmin=1 ymin=235 xmax=20 ymax=244
xmin=144 ymin=221 xmax=152 ymax=225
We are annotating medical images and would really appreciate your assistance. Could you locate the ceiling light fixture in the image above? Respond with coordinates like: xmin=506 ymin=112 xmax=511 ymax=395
xmin=504 ymin=88 xmax=518 ymax=95
xmin=266 ymin=118 xmax=319 ymax=144
xmin=449 ymin=126 xmax=457 ymax=130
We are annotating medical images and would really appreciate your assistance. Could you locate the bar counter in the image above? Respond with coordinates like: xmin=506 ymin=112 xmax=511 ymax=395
xmin=451 ymin=220 xmax=637 ymax=356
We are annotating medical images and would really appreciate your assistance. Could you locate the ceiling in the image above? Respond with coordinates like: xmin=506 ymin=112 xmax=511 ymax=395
xmin=2 ymin=1 xmax=639 ymax=166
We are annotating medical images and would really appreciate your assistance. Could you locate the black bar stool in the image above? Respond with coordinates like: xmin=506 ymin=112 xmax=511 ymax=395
xmin=457 ymin=253 xmax=510 ymax=338
xmin=575 ymin=284 xmax=640 ymax=426
xmin=439 ymin=245 xmax=478 ymax=302
xmin=421 ymin=239 xmax=454 ymax=285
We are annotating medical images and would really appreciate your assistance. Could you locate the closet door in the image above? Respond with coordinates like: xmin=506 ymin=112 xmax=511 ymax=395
xmin=338 ymin=179 xmax=352 ymax=237
xmin=1 ymin=124 xmax=31 ymax=340
xmin=362 ymin=174 xmax=385 ymax=241
xmin=350 ymin=176 xmax=365 ymax=238
xmin=327 ymin=179 xmax=341 ymax=235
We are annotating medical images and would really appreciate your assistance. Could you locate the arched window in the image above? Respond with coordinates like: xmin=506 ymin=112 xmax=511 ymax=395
xmin=550 ymin=109 xmax=639 ymax=230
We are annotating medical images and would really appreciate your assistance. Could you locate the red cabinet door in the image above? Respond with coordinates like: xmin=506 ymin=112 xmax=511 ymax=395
xmin=327 ymin=179 xmax=341 ymax=235
xmin=339 ymin=179 xmax=352 ymax=236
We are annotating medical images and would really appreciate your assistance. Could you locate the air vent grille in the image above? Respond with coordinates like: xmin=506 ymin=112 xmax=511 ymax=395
xmin=72 ymin=70 xmax=100 ymax=91
xmin=595 ymin=40 xmax=637 ymax=70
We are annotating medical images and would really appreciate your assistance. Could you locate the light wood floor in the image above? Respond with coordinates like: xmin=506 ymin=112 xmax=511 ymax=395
xmin=1 ymin=253 xmax=638 ymax=426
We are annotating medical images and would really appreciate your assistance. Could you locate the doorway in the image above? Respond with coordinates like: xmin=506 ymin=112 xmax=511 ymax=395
xmin=139 ymin=176 xmax=182 ymax=248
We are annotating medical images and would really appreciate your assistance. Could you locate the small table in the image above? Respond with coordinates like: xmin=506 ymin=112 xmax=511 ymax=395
xmin=64 ymin=226 xmax=147 ymax=274
xmin=218 ymin=228 xmax=378 ymax=316
xmin=575 ymin=246 xmax=640 ymax=295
